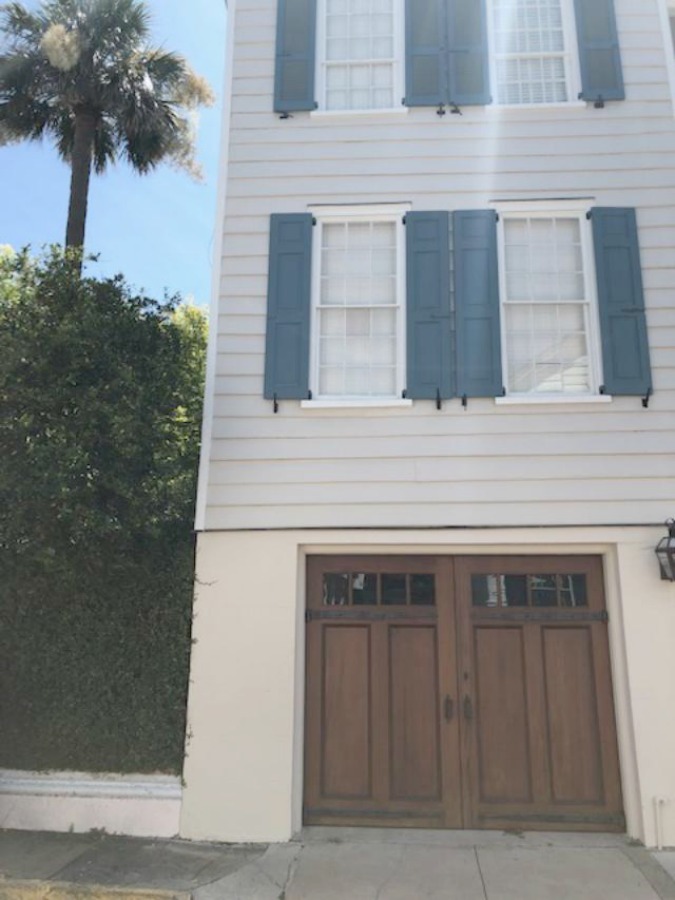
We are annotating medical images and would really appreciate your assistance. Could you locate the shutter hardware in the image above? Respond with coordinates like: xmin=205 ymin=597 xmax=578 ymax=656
xmin=642 ymin=387 xmax=653 ymax=409
xmin=435 ymin=103 xmax=462 ymax=117
xmin=436 ymin=388 xmax=442 ymax=411
xmin=273 ymin=393 xmax=279 ymax=414
xmin=461 ymin=394 xmax=468 ymax=409
xmin=578 ymin=93 xmax=606 ymax=109
xmin=278 ymin=112 xmax=293 ymax=120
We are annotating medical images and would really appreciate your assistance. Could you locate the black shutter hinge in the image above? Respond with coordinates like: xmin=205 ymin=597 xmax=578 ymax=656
xmin=449 ymin=102 xmax=462 ymax=116
xmin=461 ymin=394 xmax=468 ymax=409
xmin=502 ymin=386 xmax=507 ymax=397
xmin=273 ymin=393 xmax=279 ymax=413
xmin=279 ymin=111 xmax=293 ymax=120
xmin=436 ymin=103 xmax=446 ymax=117
xmin=586 ymin=210 xmax=592 ymax=220
xmin=402 ymin=389 xmax=407 ymax=399
xmin=594 ymin=95 xmax=605 ymax=109
xmin=642 ymin=386 xmax=653 ymax=409
xmin=402 ymin=214 xmax=407 ymax=225
xmin=599 ymin=385 xmax=606 ymax=395
xmin=307 ymin=389 xmax=313 ymax=400
xmin=312 ymin=217 xmax=317 ymax=226
xmin=436 ymin=388 xmax=442 ymax=410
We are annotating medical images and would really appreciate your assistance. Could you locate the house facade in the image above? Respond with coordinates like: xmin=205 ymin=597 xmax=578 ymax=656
xmin=180 ymin=0 xmax=675 ymax=847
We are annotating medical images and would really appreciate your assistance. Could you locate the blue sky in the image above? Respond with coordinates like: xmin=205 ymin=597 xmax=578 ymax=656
xmin=0 ymin=0 xmax=227 ymax=306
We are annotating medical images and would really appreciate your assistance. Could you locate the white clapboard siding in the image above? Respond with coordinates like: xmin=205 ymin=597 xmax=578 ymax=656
xmin=202 ymin=0 xmax=675 ymax=531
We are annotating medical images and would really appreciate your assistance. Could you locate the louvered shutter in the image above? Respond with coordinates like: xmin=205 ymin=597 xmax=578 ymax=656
xmin=454 ymin=210 xmax=503 ymax=398
xmin=405 ymin=212 xmax=454 ymax=399
xmin=264 ymin=214 xmax=313 ymax=400
xmin=591 ymin=208 xmax=651 ymax=396
xmin=405 ymin=0 xmax=448 ymax=106
xmin=448 ymin=0 xmax=490 ymax=105
xmin=573 ymin=0 xmax=625 ymax=103
xmin=274 ymin=0 xmax=317 ymax=113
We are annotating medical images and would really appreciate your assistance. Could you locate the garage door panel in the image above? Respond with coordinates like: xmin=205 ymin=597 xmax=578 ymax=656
xmin=389 ymin=625 xmax=441 ymax=802
xmin=542 ymin=626 xmax=604 ymax=805
xmin=322 ymin=625 xmax=372 ymax=800
xmin=474 ymin=626 xmax=533 ymax=805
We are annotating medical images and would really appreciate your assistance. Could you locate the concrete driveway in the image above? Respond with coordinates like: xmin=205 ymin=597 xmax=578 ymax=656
xmin=2 ymin=827 xmax=675 ymax=899
xmin=197 ymin=829 xmax=675 ymax=900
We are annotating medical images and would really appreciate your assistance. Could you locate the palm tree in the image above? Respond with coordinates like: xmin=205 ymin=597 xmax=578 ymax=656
xmin=0 ymin=0 xmax=213 ymax=249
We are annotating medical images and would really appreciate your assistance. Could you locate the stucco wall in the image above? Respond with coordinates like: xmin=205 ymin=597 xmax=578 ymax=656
xmin=180 ymin=526 xmax=675 ymax=847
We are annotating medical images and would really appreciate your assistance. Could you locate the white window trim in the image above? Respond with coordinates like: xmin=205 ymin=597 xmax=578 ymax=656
xmin=307 ymin=203 xmax=410 ymax=405
xmin=658 ymin=0 xmax=675 ymax=117
xmin=315 ymin=0 xmax=405 ymax=114
xmin=494 ymin=201 xmax=605 ymax=401
xmin=485 ymin=0 xmax=583 ymax=108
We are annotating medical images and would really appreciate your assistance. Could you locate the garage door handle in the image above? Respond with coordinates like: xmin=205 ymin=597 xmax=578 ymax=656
xmin=443 ymin=696 xmax=454 ymax=722
xmin=463 ymin=695 xmax=474 ymax=721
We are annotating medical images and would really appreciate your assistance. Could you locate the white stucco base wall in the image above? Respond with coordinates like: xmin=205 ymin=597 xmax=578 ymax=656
xmin=0 ymin=771 xmax=181 ymax=837
xmin=179 ymin=527 xmax=675 ymax=847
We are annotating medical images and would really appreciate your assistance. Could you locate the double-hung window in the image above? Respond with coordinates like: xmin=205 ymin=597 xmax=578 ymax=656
xmin=498 ymin=209 xmax=600 ymax=395
xmin=488 ymin=0 xmax=579 ymax=105
xmin=311 ymin=208 xmax=406 ymax=399
xmin=317 ymin=0 xmax=402 ymax=111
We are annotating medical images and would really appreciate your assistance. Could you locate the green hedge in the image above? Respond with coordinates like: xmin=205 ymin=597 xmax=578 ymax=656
xmin=0 ymin=249 xmax=206 ymax=773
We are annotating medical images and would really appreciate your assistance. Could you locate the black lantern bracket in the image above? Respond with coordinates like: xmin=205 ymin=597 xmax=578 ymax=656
xmin=655 ymin=519 xmax=675 ymax=581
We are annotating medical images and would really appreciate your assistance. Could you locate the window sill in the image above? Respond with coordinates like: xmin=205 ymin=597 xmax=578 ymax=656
xmin=495 ymin=394 xmax=613 ymax=406
xmin=309 ymin=108 xmax=409 ymax=120
xmin=481 ymin=101 xmax=587 ymax=114
xmin=301 ymin=398 xmax=413 ymax=409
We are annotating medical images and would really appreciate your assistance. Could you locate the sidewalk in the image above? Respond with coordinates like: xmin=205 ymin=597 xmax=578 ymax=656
xmin=2 ymin=827 xmax=675 ymax=899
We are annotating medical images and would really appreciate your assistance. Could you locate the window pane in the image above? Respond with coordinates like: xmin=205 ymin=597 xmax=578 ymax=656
xmin=471 ymin=575 xmax=500 ymax=607
xmin=531 ymin=574 xmax=558 ymax=606
xmin=352 ymin=573 xmax=378 ymax=605
xmin=560 ymin=574 xmax=588 ymax=607
xmin=503 ymin=575 xmax=528 ymax=606
xmin=382 ymin=574 xmax=407 ymax=605
xmin=323 ymin=573 xmax=349 ymax=605
xmin=410 ymin=574 xmax=435 ymax=606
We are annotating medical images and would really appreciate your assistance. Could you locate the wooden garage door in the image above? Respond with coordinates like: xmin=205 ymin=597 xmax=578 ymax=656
xmin=304 ymin=555 xmax=624 ymax=832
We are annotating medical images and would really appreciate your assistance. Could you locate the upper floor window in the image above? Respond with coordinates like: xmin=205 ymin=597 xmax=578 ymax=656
xmin=319 ymin=0 xmax=401 ymax=111
xmin=489 ymin=0 xmax=578 ymax=105
xmin=498 ymin=211 xmax=599 ymax=395
xmin=312 ymin=208 xmax=405 ymax=398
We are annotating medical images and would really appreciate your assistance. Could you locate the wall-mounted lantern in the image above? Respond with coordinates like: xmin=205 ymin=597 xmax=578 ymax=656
xmin=655 ymin=519 xmax=675 ymax=581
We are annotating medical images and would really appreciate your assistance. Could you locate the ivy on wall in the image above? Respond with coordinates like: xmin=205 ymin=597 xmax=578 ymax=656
xmin=0 ymin=248 xmax=206 ymax=773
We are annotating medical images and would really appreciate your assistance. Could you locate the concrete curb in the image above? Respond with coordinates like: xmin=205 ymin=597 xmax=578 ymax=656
xmin=0 ymin=880 xmax=191 ymax=900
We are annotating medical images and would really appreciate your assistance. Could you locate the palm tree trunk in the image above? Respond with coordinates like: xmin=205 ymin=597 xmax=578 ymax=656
xmin=65 ymin=110 xmax=97 ymax=250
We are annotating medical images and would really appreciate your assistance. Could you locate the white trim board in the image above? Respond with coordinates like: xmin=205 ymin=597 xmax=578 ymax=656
xmin=0 ymin=770 xmax=181 ymax=837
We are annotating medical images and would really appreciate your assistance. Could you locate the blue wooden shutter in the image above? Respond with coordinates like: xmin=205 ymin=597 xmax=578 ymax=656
xmin=405 ymin=0 xmax=448 ymax=106
xmin=264 ymin=214 xmax=313 ymax=399
xmin=447 ymin=0 xmax=490 ymax=106
xmin=573 ymin=0 xmax=624 ymax=103
xmin=406 ymin=212 xmax=454 ymax=399
xmin=592 ymin=208 xmax=651 ymax=397
xmin=454 ymin=210 xmax=502 ymax=398
xmin=274 ymin=0 xmax=317 ymax=113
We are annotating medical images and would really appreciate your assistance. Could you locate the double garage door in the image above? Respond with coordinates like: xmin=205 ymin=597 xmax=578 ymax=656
xmin=304 ymin=555 xmax=623 ymax=831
